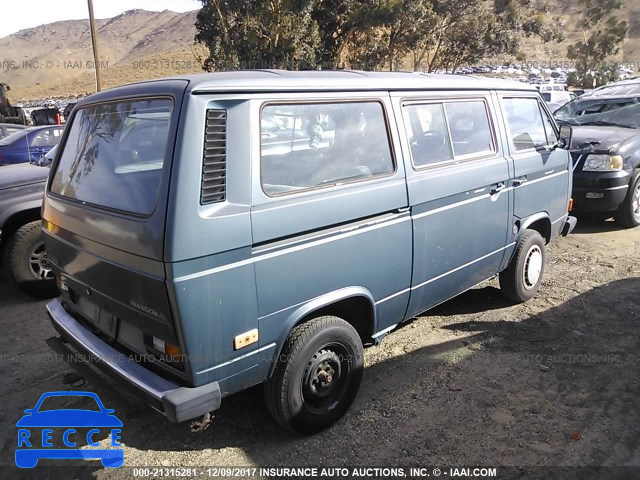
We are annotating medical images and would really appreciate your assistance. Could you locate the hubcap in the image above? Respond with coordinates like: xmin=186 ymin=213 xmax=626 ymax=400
xmin=522 ymin=245 xmax=543 ymax=290
xmin=28 ymin=242 xmax=53 ymax=280
xmin=302 ymin=346 xmax=350 ymax=414
xmin=632 ymin=182 xmax=640 ymax=221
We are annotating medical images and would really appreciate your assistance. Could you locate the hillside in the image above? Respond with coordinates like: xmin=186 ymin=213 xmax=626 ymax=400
xmin=0 ymin=9 xmax=204 ymax=99
xmin=518 ymin=0 xmax=640 ymax=67
xmin=0 ymin=3 xmax=638 ymax=100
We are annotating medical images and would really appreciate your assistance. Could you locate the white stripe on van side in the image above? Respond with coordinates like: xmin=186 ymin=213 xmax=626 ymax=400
xmin=198 ymin=342 xmax=277 ymax=374
xmin=516 ymin=169 xmax=567 ymax=188
xmin=175 ymin=215 xmax=411 ymax=282
xmin=412 ymin=193 xmax=492 ymax=220
xmin=376 ymin=288 xmax=411 ymax=305
xmin=411 ymin=242 xmax=516 ymax=292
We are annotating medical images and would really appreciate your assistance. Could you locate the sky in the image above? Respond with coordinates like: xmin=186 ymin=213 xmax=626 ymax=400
xmin=0 ymin=0 xmax=202 ymax=38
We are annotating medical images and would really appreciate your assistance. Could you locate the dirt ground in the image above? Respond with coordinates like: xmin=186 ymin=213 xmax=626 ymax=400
xmin=0 ymin=216 xmax=638 ymax=479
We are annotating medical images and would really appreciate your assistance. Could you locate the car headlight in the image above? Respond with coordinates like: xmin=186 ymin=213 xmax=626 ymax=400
xmin=582 ymin=154 xmax=624 ymax=172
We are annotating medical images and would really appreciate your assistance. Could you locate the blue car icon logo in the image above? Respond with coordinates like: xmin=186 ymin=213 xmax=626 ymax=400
xmin=16 ymin=391 xmax=123 ymax=468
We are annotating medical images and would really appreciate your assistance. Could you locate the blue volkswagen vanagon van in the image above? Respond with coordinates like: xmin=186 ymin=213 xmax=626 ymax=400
xmin=42 ymin=71 xmax=576 ymax=433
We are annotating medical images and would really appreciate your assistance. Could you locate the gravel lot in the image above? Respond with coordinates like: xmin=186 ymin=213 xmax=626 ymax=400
xmin=1 ymin=217 xmax=638 ymax=479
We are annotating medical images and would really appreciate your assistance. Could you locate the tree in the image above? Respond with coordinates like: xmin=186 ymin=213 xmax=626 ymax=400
xmin=406 ymin=0 xmax=564 ymax=73
xmin=195 ymin=0 xmax=321 ymax=71
xmin=194 ymin=0 xmax=569 ymax=73
xmin=567 ymin=0 xmax=628 ymax=88
xmin=311 ymin=0 xmax=359 ymax=69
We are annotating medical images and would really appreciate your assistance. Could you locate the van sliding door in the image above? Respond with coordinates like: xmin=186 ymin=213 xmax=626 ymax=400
xmin=393 ymin=93 xmax=511 ymax=317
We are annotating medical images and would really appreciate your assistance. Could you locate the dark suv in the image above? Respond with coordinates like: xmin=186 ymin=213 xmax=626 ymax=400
xmin=0 ymin=164 xmax=52 ymax=289
xmin=554 ymin=78 xmax=640 ymax=227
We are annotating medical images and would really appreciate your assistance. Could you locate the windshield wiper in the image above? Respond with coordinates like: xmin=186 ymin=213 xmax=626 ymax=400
xmin=578 ymin=120 xmax=635 ymax=129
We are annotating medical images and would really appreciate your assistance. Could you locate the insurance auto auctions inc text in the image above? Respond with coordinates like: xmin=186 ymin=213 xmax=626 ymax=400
xmin=258 ymin=467 xmax=498 ymax=478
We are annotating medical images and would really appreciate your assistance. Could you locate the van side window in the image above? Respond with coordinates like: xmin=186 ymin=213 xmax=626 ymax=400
xmin=260 ymin=102 xmax=394 ymax=195
xmin=539 ymin=102 xmax=559 ymax=145
xmin=444 ymin=101 xmax=494 ymax=157
xmin=404 ymin=103 xmax=454 ymax=166
xmin=503 ymin=98 xmax=550 ymax=151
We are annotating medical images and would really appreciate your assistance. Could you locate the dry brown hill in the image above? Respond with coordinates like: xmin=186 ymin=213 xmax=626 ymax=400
xmin=0 ymin=9 xmax=204 ymax=99
xmin=1 ymin=3 xmax=638 ymax=100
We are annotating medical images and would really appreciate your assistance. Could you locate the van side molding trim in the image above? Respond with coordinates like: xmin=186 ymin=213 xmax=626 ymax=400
xmin=372 ymin=324 xmax=398 ymax=339
xmin=376 ymin=288 xmax=411 ymax=305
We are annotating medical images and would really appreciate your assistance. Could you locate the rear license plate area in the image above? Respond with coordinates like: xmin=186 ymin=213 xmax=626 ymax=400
xmin=73 ymin=294 xmax=118 ymax=340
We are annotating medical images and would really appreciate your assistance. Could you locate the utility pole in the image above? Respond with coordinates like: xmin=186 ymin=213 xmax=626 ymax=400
xmin=87 ymin=0 xmax=102 ymax=92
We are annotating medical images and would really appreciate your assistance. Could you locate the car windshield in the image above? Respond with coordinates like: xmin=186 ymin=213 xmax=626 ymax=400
xmin=554 ymin=97 xmax=640 ymax=129
xmin=37 ymin=395 xmax=101 ymax=412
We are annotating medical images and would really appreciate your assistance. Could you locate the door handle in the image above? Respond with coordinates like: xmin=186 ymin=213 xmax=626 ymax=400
xmin=490 ymin=183 xmax=506 ymax=195
xmin=513 ymin=176 xmax=528 ymax=187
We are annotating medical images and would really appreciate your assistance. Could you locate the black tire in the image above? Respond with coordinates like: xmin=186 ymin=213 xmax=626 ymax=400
xmin=499 ymin=229 xmax=546 ymax=303
xmin=614 ymin=171 xmax=640 ymax=228
xmin=264 ymin=315 xmax=364 ymax=434
xmin=2 ymin=220 xmax=53 ymax=285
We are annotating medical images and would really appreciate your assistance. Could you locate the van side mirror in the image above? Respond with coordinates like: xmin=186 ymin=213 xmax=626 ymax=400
xmin=557 ymin=125 xmax=573 ymax=150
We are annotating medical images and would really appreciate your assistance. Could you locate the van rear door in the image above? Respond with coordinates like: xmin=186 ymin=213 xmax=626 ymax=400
xmin=42 ymin=81 xmax=187 ymax=361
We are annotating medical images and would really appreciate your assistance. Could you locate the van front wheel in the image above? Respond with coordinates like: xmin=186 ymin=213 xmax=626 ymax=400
xmin=264 ymin=316 xmax=364 ymax=434
xmin=499 ymin=229 xmax=546 ymax=303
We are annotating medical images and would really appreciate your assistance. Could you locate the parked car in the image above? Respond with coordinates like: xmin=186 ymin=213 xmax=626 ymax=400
xmin=554 ymin=80 xmax=640 ymax=227
xmin=31 ymin=108 xmax=61 ymax=126
xmin=43 ymin=71 xmax=575 ymax=433
xmin=538 ymin=85 xmax=575 ymax=105
xmin=546 ymin=102 xmax=565 ymax=114
xmin=62 ymin=102 xmax=77 ymax=122
xmin=0 ymin=122 xmax=26 ymax=140
xmin=0 ymin=125 xmax=63 ymax=165
xmin=0 ymin=163 xmax=52 ymax=288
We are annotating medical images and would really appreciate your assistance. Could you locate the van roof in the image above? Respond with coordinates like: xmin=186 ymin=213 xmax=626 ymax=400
xmin=121 ymin=70 xmax=531 ymax=94
xmin=180 ymin=70 xmax=536 ymax=93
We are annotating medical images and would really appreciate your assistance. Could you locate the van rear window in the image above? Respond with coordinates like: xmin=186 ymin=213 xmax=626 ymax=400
xmin=50 ymin=98 xmax=173 ymax=215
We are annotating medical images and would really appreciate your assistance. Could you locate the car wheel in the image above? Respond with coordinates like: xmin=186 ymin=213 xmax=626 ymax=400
xmin=614 ymin=171 xmax=640 ymax=228
xmin=499 ymin=229 xmax=546 ymax=303
xmin=3 ymin=220 xmax=53 ymax=286
xmin=264 ymin=316 xmax=364 ymax=434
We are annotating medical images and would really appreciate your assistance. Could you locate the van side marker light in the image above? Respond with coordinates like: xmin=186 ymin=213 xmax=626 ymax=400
xmin=234 ymin=329 xmax=259 ymax=350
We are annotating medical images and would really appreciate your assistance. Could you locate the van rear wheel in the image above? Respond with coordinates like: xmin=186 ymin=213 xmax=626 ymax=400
xmin=264 ymin=316 xmax=364 ymax=434
xmin=499 ymin=229 xmax=546 ymax=303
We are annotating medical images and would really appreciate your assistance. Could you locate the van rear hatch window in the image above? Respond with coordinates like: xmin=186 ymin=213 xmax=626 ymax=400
xmin=50 ymin=98 xmax=173 ymax=216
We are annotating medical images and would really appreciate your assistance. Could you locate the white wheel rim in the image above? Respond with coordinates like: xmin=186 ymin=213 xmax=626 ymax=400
xmin=632 ymin=181 xmax=640 ymax=221
xmin=523 ymin=245 xmax=543 ymax=290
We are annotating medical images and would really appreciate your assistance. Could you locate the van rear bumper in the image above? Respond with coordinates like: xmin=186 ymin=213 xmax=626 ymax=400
xmin=46 ymin=298 xmax=221 ymax=423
